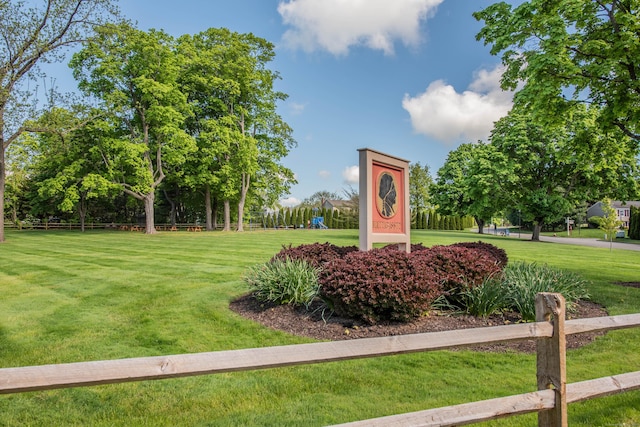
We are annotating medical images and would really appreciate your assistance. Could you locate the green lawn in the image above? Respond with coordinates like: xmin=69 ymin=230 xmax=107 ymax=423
xmin=1 ymin=229 xmax=639 ymax=426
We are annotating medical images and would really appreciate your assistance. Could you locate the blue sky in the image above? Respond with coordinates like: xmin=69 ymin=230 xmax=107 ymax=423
xmin=51 ymin=0 xmax=522 ymax=206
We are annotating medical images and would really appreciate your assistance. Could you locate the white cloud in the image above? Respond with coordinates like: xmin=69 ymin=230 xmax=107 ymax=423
xmin=342 ymin=165 xmax=359 ymax=184
xmin=318 ymin=170 xmax=331 ymax=179
xmin=402 ymin=65 xmax=514 ymax=144
xmin=280 ymin=197 xmax=301 ymax=207
xmin=278 ymin=0 xmax=443 ymax=55
xmin=289 ymin=101 xmax=306 ymax=115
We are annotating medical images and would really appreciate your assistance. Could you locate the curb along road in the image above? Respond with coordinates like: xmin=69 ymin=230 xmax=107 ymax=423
xmin=504 ymin=233 xmax=640 ymax=252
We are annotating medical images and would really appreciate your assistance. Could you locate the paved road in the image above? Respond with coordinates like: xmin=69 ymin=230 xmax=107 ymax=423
xmin=504 ymin=233 xmax=640 ymax=251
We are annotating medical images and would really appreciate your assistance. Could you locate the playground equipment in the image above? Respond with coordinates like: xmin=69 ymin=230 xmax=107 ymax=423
xmin=310 ymin=216 xmax=328 ymax=229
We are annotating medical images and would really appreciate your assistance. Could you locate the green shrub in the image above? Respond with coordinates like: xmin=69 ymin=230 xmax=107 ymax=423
xmin=243 ymin=258 xmax=321 ymax=308
xmin=501 ymin=261 xmax=590 ymax=321
xmin=459 ymin=275 xmax=509 ymax=318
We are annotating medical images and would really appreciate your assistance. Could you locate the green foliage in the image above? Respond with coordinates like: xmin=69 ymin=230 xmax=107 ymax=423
xmin=0 ymin=0 xmax=119 ymax=242
xmin=630 ymin=206 xmax=640 ymax=240
xmin=489 ymin=107 xmax=637 ymax=241
xmin=474 ymin=1 xmax=640 ymax=145
xmin=409 ymin=161 xmax=432 ymax=212
xmin=243 ymin=258 xmax=321 ymax=308
xmin=70 ymin=23 xmax=198 ymax=232
xmin=432 ymin=143 xmax=506 ymax=233
xmin=501 ymin=261 xmax=590 ymax=322
xmin=591 ymin=199 xmax=623 ymax=250
xmin=456 ymin=261 xmax=591 ymax=321
xmin=459 ymin=276 xmax=509 ymax=318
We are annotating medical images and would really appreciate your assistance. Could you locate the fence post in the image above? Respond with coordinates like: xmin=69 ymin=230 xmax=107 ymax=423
xmin=536 ymin=292 xmax=567 ymax=427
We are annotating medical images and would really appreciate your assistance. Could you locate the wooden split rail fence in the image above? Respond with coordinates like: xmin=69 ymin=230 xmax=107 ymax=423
xmin=1 ymin=293 xmax=640 ymax=426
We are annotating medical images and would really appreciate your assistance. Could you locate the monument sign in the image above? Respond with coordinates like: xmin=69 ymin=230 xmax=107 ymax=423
xmin=358 ymin=148 xmax=411 ymax=252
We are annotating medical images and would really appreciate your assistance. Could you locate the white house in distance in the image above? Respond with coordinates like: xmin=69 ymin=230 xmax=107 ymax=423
xmin=587 ymin=200 xmax=640 ymax=228
xmin=321 ymin=199 xmax=352 ymax=211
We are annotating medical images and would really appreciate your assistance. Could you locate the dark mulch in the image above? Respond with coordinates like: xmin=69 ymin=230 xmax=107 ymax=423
xmin=230 ymin=294 xmax=608 ymax=353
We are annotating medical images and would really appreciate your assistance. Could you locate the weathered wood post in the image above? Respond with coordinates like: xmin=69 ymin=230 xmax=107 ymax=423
xmin=536 ymin=292 xmax=567 ymax=426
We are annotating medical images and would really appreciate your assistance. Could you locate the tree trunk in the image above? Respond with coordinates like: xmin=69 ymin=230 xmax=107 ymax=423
xmin=79 ymin=194 xmax=87 ymax=232
xmin=475 ymin=217 xmax=485 ymax=234
xmin=143 ymin=192 xmax=157 ymax=234
xmin=237 ymin=199 xmax=245 ymax=232
xmin=212 ymin=197 xmax=218 ymax=230
xmin=532 ymin=223 xmax=542 ymax=241
xmin=0 ymin=144 xmax=5 ymax=243
xmin=205 ymin=184 xmax=213 ymax=231
xmin=163 ymin=190 xmax=177 ymax=226
xmin=236 ymin=173 xmax=250 ymax=232
xmin=223 ymin=199 xmax=231 ymax=231
xmin=11 ymin=203 xmax=17 ymax=227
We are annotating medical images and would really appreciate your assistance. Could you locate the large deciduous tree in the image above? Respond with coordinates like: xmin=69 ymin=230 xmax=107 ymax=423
xmin=177 ymin=28 xmax=295 ymax=232
xmin=432 ymin=142 xmax=510 ymax=234
xmin=474 ymin=0 xmax=640 ymax=141
xmin=70 ymin=23 xmax=195 ymax=233
xmin=489 ymin=106 xmax=639 ymax=241
xmin=409 ymin=161 xmax=433 ymax=213
xmin=0 ymin=0 xmax=118 ymax=242
xmin=28 ymin=108 xmax=118 ymax=231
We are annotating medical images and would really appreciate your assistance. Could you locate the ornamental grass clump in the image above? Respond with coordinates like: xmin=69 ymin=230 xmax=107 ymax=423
xmin=458 ymin=275 xmax=510 ymax=318
xmin=501 ymin=261 xmax=590 ymax=321
xmin=243 ymin=258 xmax=322 ymax=308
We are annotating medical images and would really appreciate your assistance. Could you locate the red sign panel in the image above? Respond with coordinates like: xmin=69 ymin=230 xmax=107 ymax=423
xmin=372 ymin=162 xmax=405 ymax=234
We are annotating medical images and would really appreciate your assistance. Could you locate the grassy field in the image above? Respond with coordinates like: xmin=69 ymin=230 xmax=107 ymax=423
xmin=0 ymin=228 xmax=639 ymax=426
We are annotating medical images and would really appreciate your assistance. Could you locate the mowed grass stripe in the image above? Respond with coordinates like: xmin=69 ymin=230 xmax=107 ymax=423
xmin=0 ymin=229 xmax=639 ymax=426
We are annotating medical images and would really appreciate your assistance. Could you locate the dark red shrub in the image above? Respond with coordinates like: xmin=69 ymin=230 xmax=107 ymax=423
xmin=319 ymin=249 xmax=443 ymax=324
xmin=270 ymin=241 xmax=506 ymax=324
xmin=411 ymin=245 xmax=503 ymax=295
xmin=381 ymin=243 xmax=429 ymax=253
xmin=272 ymin=242 xmax=358 ymax=268
xmin=451 ymin=241 xmax=508 ymax=267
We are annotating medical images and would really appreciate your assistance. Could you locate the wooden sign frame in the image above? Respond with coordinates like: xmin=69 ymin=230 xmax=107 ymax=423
xmin=358 ymin=148 xmax=411 ymax=252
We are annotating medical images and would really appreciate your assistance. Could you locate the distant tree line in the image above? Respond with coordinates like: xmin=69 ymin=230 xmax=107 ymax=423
xmin=259 ymin=206 xmax=474 ymax=231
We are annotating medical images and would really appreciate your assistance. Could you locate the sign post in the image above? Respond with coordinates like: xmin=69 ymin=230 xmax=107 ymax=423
xmin=358 ymin=148 xmax=411 ymax=252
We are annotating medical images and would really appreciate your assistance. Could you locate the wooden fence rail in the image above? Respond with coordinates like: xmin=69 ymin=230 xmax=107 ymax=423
xmin=1 ymin=293 xmax=640 ymax=426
